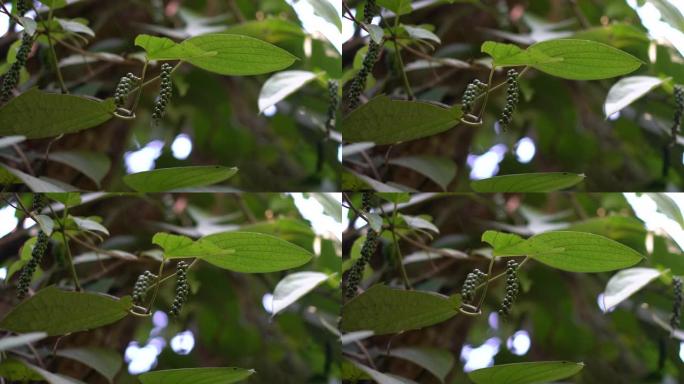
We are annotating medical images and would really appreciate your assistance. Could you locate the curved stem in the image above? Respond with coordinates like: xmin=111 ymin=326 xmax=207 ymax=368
xmin=391 ymin=202 xmax=412 ymax=289
xmin=474 ymin=256 xmax=529 ymax=291
xmin=130 ymin=60 xmax=148 ymax=113
xmin=476 ymin=66 xmax=496 ymax=119
xmin=146 ymin=259 xmax=166 ymax=314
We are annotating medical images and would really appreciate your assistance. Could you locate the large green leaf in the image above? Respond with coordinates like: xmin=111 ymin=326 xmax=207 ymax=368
xmin=200 ymin=231 xmax=313 ymax=272
xmin=123 ymin=166 xmax=238 ymax=192
xmin=604 ymin=76 xmax=666 ymax=117
xmin=139 ymin=367 xmax=254 ymax=384
xmin=342 ymin=96 xmax=462 ymax=144
xmin=56 ymin=348 xmax=122 ymax=383
xmin=481 ymin=39 xmax=642 ymax=80
xmin=183 ymin=34 xmax=298 ymax=76
xmin=602 ymin=268 xmax=665 ymax=311
xmin=0 ymin=89 xmax=115 ymax=139
xmin=0 ymin=287 xmax=131 ymax=336
xmin=471 ymin=172 xmax=585 ymax=192
xmin=0 ymin=358 xmax=43 ymax=381
xmin=340 ymin=285 xmax=460 ymax=335
xmin=485 ymin=231 xmax=644 ymax=272
xmin=468 ymin=361 xmax=584 ymax=384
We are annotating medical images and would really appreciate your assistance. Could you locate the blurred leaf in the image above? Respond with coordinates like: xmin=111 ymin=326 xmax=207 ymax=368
xmin=271 ymin=271 xmax=331 ymax=316
xmin=348 ymin=359 xmax=416 ymax=384
xmin=602 ymin=268 xmax=665 ymax=311
xmin=0 ymin=287 xmax=132 ymax=336
xmin=604 ymin=76 xmax=666 ymax=117
xmin=388 ymin=347 xmax=454 ymax=383
xmin=376 ymin=0 xmax=413 ymax=16
xmin=0 ymin=135 xmax=25 ymax=148
xmin=468 ymin=361 xmax=584 ymax=384
xmin=0 ymin=332 xmax=47 ymax=352
xmin=258 ymin=70 xmax=318 ymax=113
xmin=367 ymin=24 xmax=385 ymax=44
xmin=56 ymin=18 xmax=95 ymax=37
xmin=49 ymin=151 xmax=111 ymax=187
xmin=123 ymin=166 xmax=238 ymax=192
xmin=388 ymin=156 xmax=456 ymax=191
xmin=471 ymin=172 xmax=585 ymax=192
xmin=305 ymin=0 xmax=342 ymax=31
xmin=342 ymin=96 xmax=462 ymax=144
xmin=0 ymin=165 xmax=70 ymax=192
xmin=25 ymin=363 xmax=87 ymax=384
xmin=648 ymin=193 xmax=684 ymax=227
xmin=34 ymin=214 xmax=54 ymax=235
xmin=139 ymin=367 xmax=255 ymax=384
xmin=71 ymin=216 xmax=109 ymax=235
xmin=0 ymin=358 xmax=43 ymax=381
xmin=0 ymin=89 xmax=115 ymax=139
xmin=400 ymin=214 xmax=439 ymax=234
xmin=403 ymin=25 xmax=440 ymax=44
xmin=647 ymin=0 xmax=684 ymax=31
xmin=56 ymin=348 xmax=122 ymax=383
xmin=341 ymin=285 xmax=460 ymax=335
xmin=309 ymin=193 xmax=342 ymax=222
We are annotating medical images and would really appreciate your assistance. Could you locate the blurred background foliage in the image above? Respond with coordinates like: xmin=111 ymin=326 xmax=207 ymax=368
xmin=0 ymin=0 xmax=341 ymax=191
xmin=342 ymin=192 xmax=684 ymax=383
xmin=0 ymin=192 xmax=342 ymax=383
xmin=342 ymin=0 xmax=684 ymax=191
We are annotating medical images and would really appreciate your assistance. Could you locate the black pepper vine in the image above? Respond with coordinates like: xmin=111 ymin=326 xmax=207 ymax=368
xmin=1 ymin=33 xmax=33 ymax=102
xmin=347 ymin=0 xmax=382 ymax=110
xmin=17 ymin=194 xmax=47 ymax=300
xmin=460 ymin=269 xmax=487 ymax=305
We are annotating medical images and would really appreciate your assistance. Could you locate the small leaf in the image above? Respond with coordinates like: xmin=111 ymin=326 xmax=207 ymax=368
xmin=56 ymin=18 xmax=95 ymax=37
xmin=139 ymin=367 xmax=255 ymax=384
xmin=388 ymin=156 xmax=456 ymax=191
xmin=183 ymin=34 xmax=298 ymax=76
xmin=388 ymin=347 xmax=454 ymax=383
xmin=367 ymin=25 xmax=385 ymax=44
xmin=271 ymin=271 xmax=331 ymax=316
xmin=340 ymin=285 xmax=460 ymax=335
xmin=481 ymin=41 xmax=558 ymax=67
xmin=34 ymin=214 xmax=54 ymax=236
xmin=258 ymin=70 xmax=319 ymax=113
xmin=18 ymin=18 xmax=37 ymax=35
xmin=200 ymin=231 xmax=313 ymax=272
xmin=482 ymin=230 xmax=525 ymax=253
xmin=49 ymin=151 xmax=111 ymax=187
xmin=403 ymin=25 xmax=440 ymax=44
xmin=0 ymin=287 xmax=132 ymax=336
xmin=134 ymin=34 xmax=210 ymax=61
xmin=376 ymin=0 xmax=413 ymax=16
xmin=471 ymin=172 xmax=585 ymax=193
xmin=602 ymin=268 xmax=665 ymax=311
xmin=342 ymin=95 xmax=462 ymax=144
xmin=604 ymin=76 xmax=666 ymax=117
xmin=0 ymin=89 xmax=115 ymax=139
xmin=123 ymin=166 xmax=238 ymax=192
xmin=56 ymin=348 xmax=122 ymax=383
xmin=0 ymin=332 xmax=47 ymax=352
xmin=401 ymin=214 xmax=439 ymax=234
xmin=153 ymin=232 xmax=233 ymax=259
xmin=305 ymin=0 xmax=342 ymax=31
xmin=71 ymin=216 xmax=109 ymax=235
xmin=468 ymin=361 xmax=584 ymax=384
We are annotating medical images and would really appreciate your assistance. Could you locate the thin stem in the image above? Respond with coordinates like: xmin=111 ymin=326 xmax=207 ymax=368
xmin=128 ymin=61 xmax=182 ymax=96
xmin=391 ymin=18 xmax=414 ymax=99
xmin=12 ymin=144 xmax=34 ymax=175
xmin=45 ymin=7 xmax=67 ymax=94
xmin=57 ymin=204 xmax=81 ymax=291
xmin=474 ymin=256 xmax=529 ymax=291
xmin=476 ymin=254 xmax=496 ymax=310
xmin=476 ymin=66 xmax=496 ymax=119
xmin=130 ymin=60 xmax=148 ymax=113
xmin=473 ymin=66 xmax=529 ymax=103
xmin=146 ymin=259 xmax=166 ymax=314
xmin=391 ymin=202 xmax=411 ymax=289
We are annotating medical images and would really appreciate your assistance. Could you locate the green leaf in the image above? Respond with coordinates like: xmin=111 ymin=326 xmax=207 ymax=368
xmin=49 ymin=151 xmax=111 ymax=187
xmin=0 ymin=165 xmax=70 ymax=192
xmin=43 ymin=0 xmax=68 ymax=10
xmin=0 ymin=332 xmax=47 ymax=352
xmin=0 ymin=286 xmax=132 ymax=336
xmin=182 ymin=34 xmax=298 ymax=76
xmin=0 ymin=89 xmax=115 ymax=139
xmin=602 ymin=268 xmax=665 ymax=311
xmin=376 ymin=0 xmax=413 ymax=16
xmin=647 ymin=193 xmax=684 ymax=228
xmin=347 ymin=359 xmax=413 ymax=384
xmin=153 ymin=232 xmax=233 ymax=259
xmin=139 ymin=367 xmax=255 ymax=384
xmin=604 ymin=76 xmax=666 ymax=117
xmin=340 ymin=285 xmax=460 ymax=335
xmin=200 ymin=231 xmax=313 ymax=272
xmin=25 ymin=363 xmax=86 ymax=384
xmin=271 ymin=271 xmax=331 ymax=316
xmin=481 ymin=41 xmax=558 ymax=66
xmin=56 ymin=348 xmax=122 ymax=383
xmin=495 ymin=231 xmax=645 ymax=272
xmin=388 ymin=347 xmax=454 ymax=383
xmin=258 ymin=70 xmax=319 ymax=113
xmin=0 ymin=358 xmax=43 ymax=381
xmin=71 ymin=216 xmax=109 ymax=236
xmin=134 ymin=34 xmax=210 ymax=61
xmin=342 ymin=95 xmax=462 ymax=144
xmin=367 ymin=25 xmax=385 ymax=44
xmin=55 ymin=18 xmax=95 ymax=37
xmin=305 ymin=0 xmax=342 ymax=31
xmin=388 ymin=156 xmax=456 ymax=191
xmin=482 ymin=230 xmax=525 ymax=253
xmin=468 ymin=361 xmax=584 ymax=384
xmin=123 ymin=166 xmax=238 ymax=192
xmin=471 ymin=172 xmax=585 ymax=192
xmin=403 ymin=25 xmax=440 ymax=44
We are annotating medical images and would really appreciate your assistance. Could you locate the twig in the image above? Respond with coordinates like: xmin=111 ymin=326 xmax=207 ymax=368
xmin=391 ymin=202 xmax=411 ymax=289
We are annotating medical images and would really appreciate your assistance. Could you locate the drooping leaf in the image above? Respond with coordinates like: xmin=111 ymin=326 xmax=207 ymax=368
xmin=305 ymin=0 xmax=342 ymax=31
xmin=26 ymin=363 xmax=88 ymax=384
xmin=123 ymin=166 xmax=238 ymax=192
xmin=342 ymin=96 xmax=462 ymax=144
xmin=55 ymin=348 xmax=122 ymax=383
xmin=182 ymin=34 xmax=298 ymax=75
xmin=0 ymin=332 xmax=47 ymax=352
xmin=55 ymin=18 xmax=95 ymax=37
xmin=348 ymin=360 xmax=415 ymax=384
xmin=602 ymin=268 xmax=665 ymax=311
xmin=388 ymin=347 xmax=454 ymax=383
xmin=134 ymin=34 xmax=210 ymax=60
xmin=403 ymin=25 xmax=440 ymax=44
xmin=376 ymin=0 xmax=413 ymax=16
xmin=258 ymin=70 xmax=319 ymax=113
xmin=471 ymin=172 xmax=585 ymax=192
xmin=468 ymin=361 xmax=584 ymax=384
xmin=388 ymin=156 xmax=456 ymax=191
xmin=139 ymin=367 xmax=255 ymax=384
xmin=0 ymin=165 xmax=71 ymax=192
xmin=0 ymin=135 xmax=26 ymax=148
xmin=340 ymin=285 xmax=460 ymax=335
xmin=200 ymin=231 xmax=313 ymax=272
xmin=49 ymin=151 xmax=111 ymax=187
xmin=0 ymin=286 xmax=132 ymax=336
xmin=482 ymin=230 xmax=525 ymax=252
xmin=0 ymin=89 xmax=115 ymax=139
xmin=604 ymin=76 xmax=666 ymax=117
xmin=71 ymin=216 xmax=109 ymax=236
xmin=271 ymin=271 xmax=331 ymax=316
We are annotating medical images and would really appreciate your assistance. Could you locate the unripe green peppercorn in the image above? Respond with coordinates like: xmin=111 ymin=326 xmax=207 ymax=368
xmin=152 ymin=63 xmax=173 ymax=125
xmin=345 ymin=229 xmax=378 ymax=299
xmin=673 ymin=85 xmax=683 ymax=144
xmin=114 ymin=72 xmax=141 ymax=109
xmin=169 ymin=261 xmax=190 ymax=316
xmin=348 ymin=41 xmax=381 ymax=110
xmin=17 ymin=0 xmax=31 ymax=15
xmin=326 ymin=80 xmax=339 ymax=134
xmin=671 ymin=277 xmax=682 ymax=330
xmin=132 ymin=270 xmax=157 ymax=306
xmin=461 ymin=269 xmax=487 ymax=304
xmin=1 ymin=33 xmax=33 ymax=102
xmin=498 ymin=69 xmax=520 ymax=130
xmin=498 ymin=260 xmax=520 ymax=317
xmin=461 ymin=79 xmax=487 ymax=114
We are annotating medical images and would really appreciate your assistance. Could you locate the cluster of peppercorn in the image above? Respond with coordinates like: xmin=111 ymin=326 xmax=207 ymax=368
xmin=672 ymin=277 xmax=682 ymax=331
xmin=132 ymin=270 xmax=157 ymax=306
xmin=498 ymin=69 xmax=520 ymax=130
xmin=17 ymin=0 xmax=31 ymax=15
xmin=1 ymin=33 xmax=33 ymax=102
xmin=347 ymin=1 xmax=381 ymax=110
xmin=326 ymin=80 xmax=339 ymax=134
xmin=17 ymin=195 xmax=47 ymax=300
xmin=673 ymin=85 xmax=683 ymax=144
xmin=169 ymin=261 xmax=190 ymax=316
xmin=152 ymin=63 xmax=173 ymax=125
xmin=461 ymin=79 xmax=487 ymax=115
xmin=498 ymin=260 xmax=520 ymax=317
xmin=460 ymin=269 xmax=487 ymax=304
xmin=345 ymin=192 xmax=378 ymax=299
xmin=114 ymin=73 xmax=141 ymax=109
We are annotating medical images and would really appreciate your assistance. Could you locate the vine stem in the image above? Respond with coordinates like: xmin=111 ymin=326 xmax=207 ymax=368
xmin=476 ymin=65 xmax=496 ymax=120
xmin=55 ymin=203 xmax=82 ymax=291
xmin=391 ymin=202 xmax=412 ymax=289
xmin=391 ymin=17 xmax=414 ymax=99
xmin=130 ymin=60 xmax=148 ymax=113
xmin=474 ymin=66 xmax=530 ymax=104
xmin=146 ymin=258 xmax=166 ymax=315
xmin=43 ymin=6 xmax=68 ymax=94
xmin=474 ymin=256 xmax=529 ymax=292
